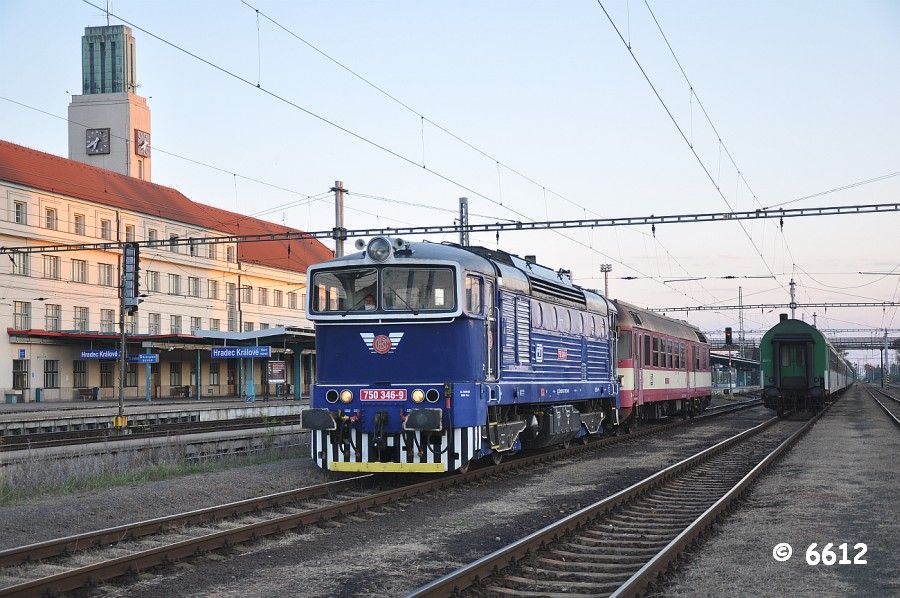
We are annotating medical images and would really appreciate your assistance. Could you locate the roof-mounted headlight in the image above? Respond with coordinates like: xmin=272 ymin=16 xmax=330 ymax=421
xmin=367 ymin=237 xmax=392 ymax=262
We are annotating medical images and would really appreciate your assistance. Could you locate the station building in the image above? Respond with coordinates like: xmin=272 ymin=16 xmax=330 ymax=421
xmin=1 ymin=24 xmax=332 ymax=402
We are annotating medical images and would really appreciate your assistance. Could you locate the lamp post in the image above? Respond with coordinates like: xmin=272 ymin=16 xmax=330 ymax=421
xmin=600 ymin=264 xmax=612 ymax=298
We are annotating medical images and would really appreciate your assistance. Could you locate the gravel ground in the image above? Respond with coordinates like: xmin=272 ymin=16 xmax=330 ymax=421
xmin=98 ymin=406 xmax=774 ymax=597
xmin=662 ymin=385 xmax=900 ymax=597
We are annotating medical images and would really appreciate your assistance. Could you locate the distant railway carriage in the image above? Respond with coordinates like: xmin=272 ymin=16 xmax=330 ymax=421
xmin=761 ymin=314 xmax=854 ymax=414
xmin=301 ymin=237 xmax=619 ymax=473
xmin=615 ymin=302 xmax=712 ymax=426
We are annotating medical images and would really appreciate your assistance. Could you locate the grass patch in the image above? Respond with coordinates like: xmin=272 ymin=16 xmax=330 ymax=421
xmin=0 ymin=444 xmax=307 ymax=506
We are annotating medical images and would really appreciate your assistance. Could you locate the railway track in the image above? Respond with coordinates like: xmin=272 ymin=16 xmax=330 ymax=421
xmin=0 ymin=416 xmax=303 ymax=452
xmin=0 ymin=397 xmax=762 ymax=597
xmin=867 ymin=386 xmax=900 ymax=428
xmin=408 ymin=402 xmax=827 ymax=598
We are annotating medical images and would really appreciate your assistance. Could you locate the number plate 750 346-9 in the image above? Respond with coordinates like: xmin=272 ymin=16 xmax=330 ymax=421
xmin=360 ymin=389 xmax=407 ymax=401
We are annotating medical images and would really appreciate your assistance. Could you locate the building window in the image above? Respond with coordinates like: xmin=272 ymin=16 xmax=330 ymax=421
xmin=138 ymin=159 xmax=144 ymax=180
xmin=188 ymin=277 xmax=201 ymax=297
xmin=45 ymin=207 xmax=58 ymax=230
xmin=13 ymin=360 xmax=29 ymax=389
xmin=126 ymin=313 xmax=137 ymax=334
xmin=43 ymin=360 xmax=60 ymax=389
xmin=243 ymin=321 xmax=254 ymax=332
xmin=10 ymin=252 xmax=29 ymax=276
xmin=258 ymin=287 xmax=268 ymax=306
xmin=14 ymin=201 xmax=27 ymax=224
xmin=170 ymin=362 xmax=182 ymax=386
xmin=126 ymin=364 xmax=138 ymax=387
xmin=170 ymin=315 xmax=182 ymax=334
xmin=98 ymin=263 xmax=114 ymax=286
xmin=125 ymin=224 xmax=135 ymax=242
xmin=241 ymin=286 xmax=253 ymax=304
xmin=260 ymin=322 xmax=270 ymax=330
xmin=209 ymin=318 xmax=221 ymax=331
xmin=226 ymin=245 xmax=236 ymax=263
xmin=148 ymin=313 xmax=161 ymax=335
xmin=74 ymin=306 xmax=90 ymax=331
xmin=13 ymin=301 xmax=31 ymax=329
xmin=169 ymin=233 xmax=179 ymax=253
xmin=168 ymin=273 xmax=181 ymax=295
xmin=148 ymin=228 xmax=158 ymax=242
xmin=209 ymin=362 xmax=220 ymax=386
xmin=74 ymin=213 xmax=86 ymax=235
xmin=43 ymin=255 xmax=60 ymax=279
xmin=189 ymin=240 xmax=198 ymax=256
xmin=287 ymin=292 xmax=297 ymax=310
xmin=100 ymin=219 xmax=112 ymax=240
xmin=73 ymin=360 xmax=87 ymax=388
xmin=208 ymin=280 xmax=219 ymax=300
xmin=190 ymin=316 xmax=202 ymax=332
xmin=45 ymin=304 xmax=61 ymax=331
xmin=101 ymin=308 xmax=115 ymax=333
xmin=273 ymin=290 xmax=283 ymax=308
xmin=207 ymin=243 xmax=217 ymax=260
xmin=72 ymin=259 xmax=87 ymax=283
xmin=146 ymin=270 xmax=160 ymax=292
xmin=100 ymin=362 xmax=114 ymax=387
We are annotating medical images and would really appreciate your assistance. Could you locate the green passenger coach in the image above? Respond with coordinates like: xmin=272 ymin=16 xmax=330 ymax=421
xmin=761 ymin=314 xmax=854 ymax=415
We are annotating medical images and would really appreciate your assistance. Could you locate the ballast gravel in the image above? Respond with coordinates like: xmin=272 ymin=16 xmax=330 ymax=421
xmin=101 ymin=406 xmax=773 ymax=597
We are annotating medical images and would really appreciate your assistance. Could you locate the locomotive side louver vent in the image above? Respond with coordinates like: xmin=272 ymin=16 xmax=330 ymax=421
xmin=529 ymin=277 xmax=586 ymax=305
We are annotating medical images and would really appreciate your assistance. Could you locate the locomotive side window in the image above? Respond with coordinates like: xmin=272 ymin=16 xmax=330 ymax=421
xmin=652 ymin=336 xmax=659 ymax=367
xmin=382 ymin=267 xmax=456 ymax=312
xmin=547 ymin=305 xmax=559 ymax=330
xmin=572 ymin=311 xmax=583 ymax=335
xmin=559 ymin=308 xmax=571 ymax=333
xmin=644 ymin=335 xmax=652 ymax=366
xmin=588 ymin=315 xmax=597 ymax=337
xmin=464 ymin=274 xmax=483 ymax=314
xmin=311 ymin=268 xmax=377 ymax=312
xmin=531 ymin=299 xmax=543 ymax=328
xmin=668 ymin=339 xmax=674 ymax=368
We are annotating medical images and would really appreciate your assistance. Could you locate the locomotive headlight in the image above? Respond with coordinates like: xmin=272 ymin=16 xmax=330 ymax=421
xmin=412 ymin=389 xmax=425 ymax=403
xmin=325 ymin=389 xmax=339 ymax=403
xmin=426 ymin=389 xmax=440 ymax=403
xmin=367 ymin=237 xmax=392 ymax=262
xmin=340 ymin=389 xmax=353 ymax=404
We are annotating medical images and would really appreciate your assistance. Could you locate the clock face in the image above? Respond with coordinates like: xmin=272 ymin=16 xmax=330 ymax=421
xmin=134 ymin=129 xmax=151 ymax=157
xmin=85 ymin=128 xmax=110 ymax=155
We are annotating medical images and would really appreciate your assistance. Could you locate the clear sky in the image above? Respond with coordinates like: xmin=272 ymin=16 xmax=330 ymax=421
xmin=1 ymin=0 xmax=898 ymax=367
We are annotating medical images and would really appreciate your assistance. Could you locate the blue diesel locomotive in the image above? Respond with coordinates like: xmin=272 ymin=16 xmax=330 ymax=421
xmin=301 ymin=237 xmax=619 ymax=473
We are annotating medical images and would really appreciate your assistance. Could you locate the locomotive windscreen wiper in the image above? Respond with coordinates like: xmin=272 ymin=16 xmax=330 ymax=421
xmin=340 ymin=296 xmax=368 ymax=317
xmin=389 ymin=288 xmax=419 ymax=315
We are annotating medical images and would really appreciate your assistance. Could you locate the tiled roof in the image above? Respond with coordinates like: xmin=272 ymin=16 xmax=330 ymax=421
xmin=0 ymin=139 xmax=333 ymax=274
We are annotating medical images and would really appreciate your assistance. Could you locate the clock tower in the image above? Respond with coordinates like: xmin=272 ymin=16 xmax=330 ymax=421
xmin=67 ymin=25 xmax=152 ymax=181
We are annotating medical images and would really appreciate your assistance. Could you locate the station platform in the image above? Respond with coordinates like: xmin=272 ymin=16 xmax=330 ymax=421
xmin=0 ymin=398 xmax=306 ymax=436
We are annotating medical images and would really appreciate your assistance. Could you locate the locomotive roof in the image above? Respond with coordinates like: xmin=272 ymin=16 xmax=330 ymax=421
xmin=315 ymin=239 xmax=612 ymax=315
xmin=614 ymin=301 xmax=707 ymax=343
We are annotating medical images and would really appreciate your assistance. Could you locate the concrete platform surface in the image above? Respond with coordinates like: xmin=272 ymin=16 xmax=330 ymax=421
xmin=663 ymin=385 xmax=899 ymax=597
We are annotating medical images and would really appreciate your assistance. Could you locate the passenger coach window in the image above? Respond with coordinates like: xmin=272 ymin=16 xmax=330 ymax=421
xmin=617 ymin=333 xmax=632 ymax=359
xmin=668 ymin=340 xmax=674 ymax=368
xmin=644 ymin=335 xmax=652 ymax=366
xmin=464 ymin=275 xmax=483 ymax=314
xmin=652 ymin=337 xmax=659 ymax=367
xmin=383 ymin=267 xmax=455 ymax=312
xmin=312 ymin=268 xmax=377 ymax=312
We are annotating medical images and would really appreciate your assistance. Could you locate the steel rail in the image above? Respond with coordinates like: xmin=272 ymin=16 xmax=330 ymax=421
xmin=0 ymin=398 xmax=762 ymax=594
xmin=407 ymin=400 xmax=823 ymax=598
xmin=866 ymin=387 xmax=900 ymax=428
xmin=0 ymin=416 xmax=303 ymax=452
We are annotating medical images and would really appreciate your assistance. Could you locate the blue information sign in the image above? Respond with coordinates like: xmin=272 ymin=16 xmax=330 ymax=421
xmin=80 ymin=349 xmax=120 ymax=360
xmin=211 ymin=346 xmax=272 ymax=359
xmin=128 ymin=354 xmax=160 ymax=364
xmin=18 ymin=349 xmax=26 ymax=359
